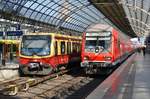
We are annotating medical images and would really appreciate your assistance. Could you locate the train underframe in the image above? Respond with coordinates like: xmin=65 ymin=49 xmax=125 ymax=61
xmin=81 ymin=61 xmax=113 ymax=74
xmin=19 ymin=57 xmax=81 ymax=76
xmin=19 ymin=63 xmax=53 ymax=75
xmin=81 ymin=52 xmax=133 ymax=75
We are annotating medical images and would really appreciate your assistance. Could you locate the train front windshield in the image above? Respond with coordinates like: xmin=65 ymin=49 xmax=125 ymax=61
xmin=85 ymin=32 xmax=111 ymax=53
xmin=21 ymin=35 xmax=51 ymax=56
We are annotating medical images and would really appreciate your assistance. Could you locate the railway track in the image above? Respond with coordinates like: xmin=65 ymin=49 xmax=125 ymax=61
xmin=0 ymin=67 xmax=106 ymax=99
xmin=0 ymin=68 xmax=72 ymax=96
xmin=0 ymin=58 xmax=127 ymax=98
xmin=15 ymin=74 xmax=94 ymax=99
xmin=0 ymin=66 xmax=110 ymax=99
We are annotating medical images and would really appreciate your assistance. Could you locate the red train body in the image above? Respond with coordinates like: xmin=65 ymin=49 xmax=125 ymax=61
xmin=81 ymin=24 xmax=134 ymax=74
xmin=19 ymin=33 xmax=81 ymax=75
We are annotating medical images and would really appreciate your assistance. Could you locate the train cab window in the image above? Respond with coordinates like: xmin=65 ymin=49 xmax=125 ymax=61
xmin=85 ymin=36 xmax=111 ymax=53
xmin=21 ymin=35 xmax=51 ymax=56
xmin=61 ymin=42 xmax=66 ymax=54
xmin=55 ymin=41 xmax=58 ymax=55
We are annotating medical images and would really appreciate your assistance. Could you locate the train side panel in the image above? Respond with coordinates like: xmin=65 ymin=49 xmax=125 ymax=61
xmin=19 ymin=33 xmax=81 ymax=75
xmin=111 ymin=29 xmax=121 ymax=65
xmin=81 ymin=25 xmax=135 ymax=74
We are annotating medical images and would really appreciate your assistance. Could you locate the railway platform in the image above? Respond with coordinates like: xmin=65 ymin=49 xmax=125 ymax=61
xmin=86 ymin=52 xmax=150 ymax=99
xmin=0 ymin=61 xmax=19 ymax=81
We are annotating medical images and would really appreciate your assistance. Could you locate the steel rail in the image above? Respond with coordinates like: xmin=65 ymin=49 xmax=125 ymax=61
xmin=0 ymin=68 xmax=73 ymax=95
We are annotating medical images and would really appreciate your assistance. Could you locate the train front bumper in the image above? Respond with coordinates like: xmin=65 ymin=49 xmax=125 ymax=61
xmin=19 ymin=62 xmax=52 ymax=75
xmin=81 ymin=61 xmax=111 ymax=67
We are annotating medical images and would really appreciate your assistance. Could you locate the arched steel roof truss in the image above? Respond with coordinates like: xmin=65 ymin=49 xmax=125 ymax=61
xmin=0 ymin=0 xmax=113 ymax=34
xmin=121 ymin=0 xmax=150 ymax=37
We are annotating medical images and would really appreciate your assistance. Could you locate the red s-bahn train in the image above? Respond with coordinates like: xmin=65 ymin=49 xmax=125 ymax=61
xmin=81 ymin=24 xmax=134 ymax=74
xmin=19 ymin=33 xmax=81 ymax=75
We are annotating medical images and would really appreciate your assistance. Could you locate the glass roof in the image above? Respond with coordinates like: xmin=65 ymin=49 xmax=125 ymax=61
xmin=122 ymin=0 xmax=150 ymax=37
xmin=90 ymin=0 xmax=137 ymax=37
xmin=0 ymin=0 xmax=113 ymax=33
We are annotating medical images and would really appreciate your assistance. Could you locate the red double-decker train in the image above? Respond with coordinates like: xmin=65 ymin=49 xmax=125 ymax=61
xmin=81 ymin=24 xmax=134 ymax=74
xmin=19 ymin=33 xmax=81 ymax=75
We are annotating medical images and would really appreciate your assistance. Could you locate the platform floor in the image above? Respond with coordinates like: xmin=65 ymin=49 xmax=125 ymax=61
xmin=132 ymin=52 xmax=150 ymax=99
xmin=86 ymin=52 xmax=150 ymax=99
xmin=0 ymin=58 xmax=19 ymax=81
xmin=111 ymin=52 xmax=150 ymax=99
xmin=114 ymin=52 xmax=150 ymax=99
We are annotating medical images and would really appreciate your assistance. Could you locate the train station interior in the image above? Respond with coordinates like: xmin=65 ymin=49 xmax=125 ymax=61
xmin=0 ymin=0 xmax=150 ymax=99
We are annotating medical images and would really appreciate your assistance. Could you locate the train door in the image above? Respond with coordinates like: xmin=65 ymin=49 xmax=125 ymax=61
xmin=112 ymin=29 xmax=120 ymax=61
xmin=117 ymin=39 xmax=121 ymax=57
xmin=55 ymin=41 xmax=58 ymax=56
xmin=54 ymin=41 xmax=60 ymax=66
xmin=67 ymin=42 xmax=71 ymax=55
xmin=60 ymin=41 xmax=67 ymax=64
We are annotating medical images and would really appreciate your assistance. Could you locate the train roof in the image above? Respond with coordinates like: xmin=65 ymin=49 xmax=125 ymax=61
xmin=23 ymin=32 xmax=81 ymax=39
xmin=86 ymin=23 xmax=131 ymax=40
xmin=86 ymin=24 xmax=113 ymax=32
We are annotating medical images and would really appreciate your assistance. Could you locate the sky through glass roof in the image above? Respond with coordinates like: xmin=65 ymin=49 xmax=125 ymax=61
xmin=0 ymin=0 xmax=114 ymax=33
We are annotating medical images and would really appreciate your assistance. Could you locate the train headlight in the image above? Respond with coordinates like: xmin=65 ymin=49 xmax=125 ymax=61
xmin=83 ymin=56 xmax=89 ymax=61
xmin=95 ymin=46 xmax=104 ymax=53
xmin=95 ymin=48 xmax=99 ymax=53
xmin=104 ymin=56 xmax=112 ymax=61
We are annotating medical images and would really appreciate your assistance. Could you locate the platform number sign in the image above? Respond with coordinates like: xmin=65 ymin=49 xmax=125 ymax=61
xmin=6 ymin=31 xmax=23 ymax=36
xmin=0 ymin=31 xmax=23 ymax=36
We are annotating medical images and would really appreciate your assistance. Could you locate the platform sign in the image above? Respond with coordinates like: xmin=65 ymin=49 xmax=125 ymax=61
xmin=6 ymin=31 xmax=23 ymax=36
xmin=0 ymin=31 xmax=23 ymax=36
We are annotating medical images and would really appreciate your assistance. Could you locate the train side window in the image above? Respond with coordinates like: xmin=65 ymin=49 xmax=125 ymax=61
xmin=71 ymin=42 xmax=73 ymax=53
xmin=72 ymin=43 xmax=75 ymax=53
xmin=67 ymin=42 xmax=71 ymax=54
xmin=77 ymin=43 xmax=80 ymax=52
xmin=61 ymin=41 xmax=65 ymax=54
xmin=12 ymin=45 xmax=17 ymax=52
xmin=72 ymin=43 xmax=77 ymax=53
xmin=67 ymin=42 xmax=69 ymax=54
xmin=118 ymin=39 xmax=121 ymax=50
xmin=55 ymin=41 xmax=58 ymax=55
xmin=79 ymin=43 xmax=81 ymax=52
xmin=76 ymin=43 xmax=78 ymax=52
